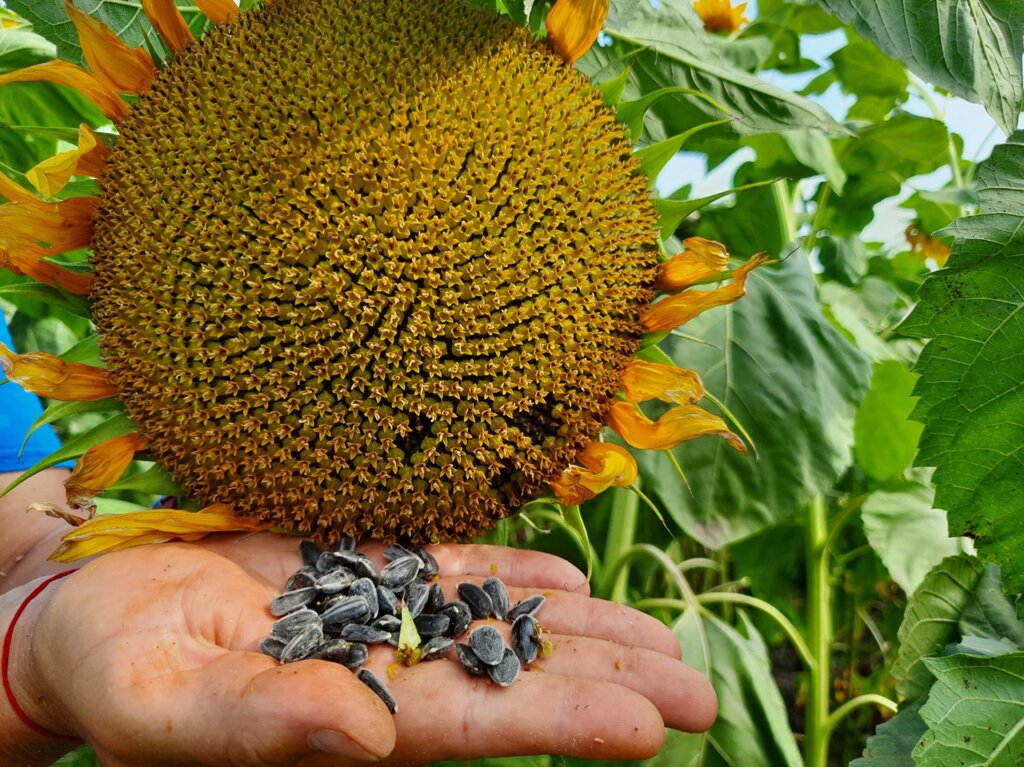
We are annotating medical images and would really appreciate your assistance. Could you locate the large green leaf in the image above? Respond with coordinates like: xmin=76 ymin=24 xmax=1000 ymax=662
xmin=579 ymin=0 xmax=846 ymax=142
xmin=892 ymin=554 xmax=985 ymax=701
xmin=914 ymin=652 xmax=1024 ymax=766
xmin=850 ymin=698 xmax=927 ymax=767
xmin=5 ymin=0 xmax=210 ymax=66
xmin=958 ymin=566 xmax=1024 ymax=649
xmin=854 ymin=360 xmax=924 ymax=482
xmin=0 ymin=27 xmax=57 ymax=72
xmin=900 ymin=131 xmax=1024 ymax=593
xmin=819 ymin=0 xmax=1024 ymax=134
xmin=651 ymin=610 xmax=803 ymax=767
xmin=638 ymin=251 xmax=871 ymax=548
xmin=861 ymin=480 xmax=971 ymax=595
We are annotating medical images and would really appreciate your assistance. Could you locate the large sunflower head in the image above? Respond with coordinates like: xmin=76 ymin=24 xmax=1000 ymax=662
xmin=0 ymin=0 xmax=764 ymax=556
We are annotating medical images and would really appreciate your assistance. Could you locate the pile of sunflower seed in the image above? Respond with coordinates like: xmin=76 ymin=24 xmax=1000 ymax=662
xmin=260 ymin=537 xmax=549 ymax=713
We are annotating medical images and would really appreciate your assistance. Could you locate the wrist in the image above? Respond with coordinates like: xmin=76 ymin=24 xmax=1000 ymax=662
xmin=1 ymin=572 xmax=83 ymax=761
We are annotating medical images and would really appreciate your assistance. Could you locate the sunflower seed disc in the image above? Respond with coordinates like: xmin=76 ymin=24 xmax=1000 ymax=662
xmin=343 ymin=642 xmax=369 ymax=669
xmin=376 ymin=585 xmax=399 ymax=617
xmin=482 ymin=577 xmax=511 ymax=620
xmin=383 ymin=543 xmax=418 ymax=563
xmin=512 ymin=614 xmax=540 ymax=665
xmin=340 ymin=624 xmax=392 ymax=644
xmin=507 ymin=594 xmax=545 ymax=622
xmin=439 ymin=601 xmax=472 ymax=637
xmin=421 ymin=635 xmax=454 ymax=661
xmin=284 ymin=567 xmax=318 ymax=592
xmin=372 ymin=614 xmax=402 ymax=632
xmin=270 ymin=608 xmax=322 ymax=641
xmin=337 ymin=536 xmax=357 ymax=552
xmin=414 ymin=612 xmax=451 ymax=638
xmin=415 ymin=546 xmax=440 ymax=579
xmin=315 ymin=567 xmax=356 ymax=595
xmin=280 ymin=624 xmax=324 ymax=663
xmin=487 ymin=648 xmax=521 ymax=687
xmin=349 ymin=578 xmax=380 ymax=618
xmin=468 ymin=625 xmax=505 ymax=666
xmin=457 ymin=583 xmax=494 ymax=619
xmin=456 ymin=643 xmax=487 ymax=676
xmin=259 ymin=637 xmax=286 ymax=660
xmin=426 ymin=582 xmax=445 ymax=613
xmin=321 ymin=595 xmax=371 ymax=631
xmin=380 ymin=556 xmax=421 ymax=591
xmin=404 ymin=581 xmax=430 ymax=618
xmin=299 ymin=539 xmax=325 ymax=568
xmin=269 ymin=587 xmax=317 ymax=617
xmin=357 ymin=668 xmax=398 ymax=714
xmin=311 ymin=638 xmax=352 ymax=664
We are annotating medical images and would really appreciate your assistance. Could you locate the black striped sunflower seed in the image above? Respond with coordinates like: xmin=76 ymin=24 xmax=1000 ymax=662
xmin=507 ymin=595 xmax=545 ymax=622
xmin=456 ymin=643 xmax=487 ymax=676
xmin=343 ymin=642 xmax=369 ymax=669
xmin=415 ymin=546 xmax=440 ymax=579
xmin=337 ymin=536 xmax=357 ymax=552
xmin=259 ymin=637 xmax=286 ymax=661
xmin=284 ymin=567 xmax=317 ymax=592
xmin=421 ymin=635 xmax=454 ymax=661
xmin=280 ymin=625 xmax=324 ymax=663
xmin=457 ymin=583 xmax=493 ymax=619
xmin=380 ymin=556 xmax=420 ymax=591
xmin=383 ymin=543 xmax=419 ymax=563
xmin=372 ymin=614 xmax=402 ymax=632
xmin=357 ymin=668 xmax=398 ymax=714
xmin=339 ymin=624 xmax=392 ymax=644
xmin=376 ymin=585 xmax=399 ymax=617
xmin=270 ymin=608 xmax=321 ymax=641
xmin=269 ymin=587 xmax=316 ymax=617
xmin=439 ymin=601 xmax=472 ymax=637
xmin=487 ymin=648 xmax=521 ymax=687
xmin=311 ymin=638 xmax=352 ymax=664
xmin=426 ymin=582 xmax=445 ymax=613
xmin=315 ymin=567 xmax=355 ymax=595
xmin=404 ymin=582 xmax=430 ymax=618
xmin=321 ymin=595 xmax=371 ymax=630
xmin=414 ymin=612 xmax=450 ymax=638
xmin=349 ymin=578 xmax=380 ymax=618
xmin=468 ymin=625 xmax=505 ymax=666
xmin=512 ymin=614 xmax=540 ymax=665
xmin=482 ymin=577 xmax=510 ymax=620
xmin=299 ymin=539 xmax=325 ymax=568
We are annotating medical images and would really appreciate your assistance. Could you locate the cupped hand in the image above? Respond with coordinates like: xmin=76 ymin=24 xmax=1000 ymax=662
xmin=21 ymin=534 xmax=715 ymax=767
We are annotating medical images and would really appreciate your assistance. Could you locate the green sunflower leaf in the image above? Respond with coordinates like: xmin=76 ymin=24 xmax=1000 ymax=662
xmin=892 ymin=553 xmax=985 ymax=702
xmin=0 ymin=27 xmax=57 ymax=73
xmin=0 ymin=282 xmax=91 ymax=318
xmin=5 ymin=0 xmax=210 ymax=66
xmin=818 ymin=0 xmax=1024 ymax=134
xmin=106 ymin=464 xmax=181 ymax=496
xmin=638 ymin=250 xmax=872 ymax=548
xmin=20 ymin=396 xmax=122 ymax=449
xmin=854 ymin=360 xmax=924 ymax=482
xmin=900 ymin=131 xmax=1024 ymax=593
xmin=0 ymin=412 xmax=135 ymax=498
xmin=850 ymin=698 xmax=927 ymax=767
xmin=913 ymin=652 xmax=1024 ymax=766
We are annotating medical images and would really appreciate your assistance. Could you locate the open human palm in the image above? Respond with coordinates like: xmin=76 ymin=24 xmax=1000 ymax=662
xmin=17 ymin=535 xmax=715 ymax=767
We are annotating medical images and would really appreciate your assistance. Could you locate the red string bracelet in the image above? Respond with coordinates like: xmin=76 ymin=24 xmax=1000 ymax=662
xmin=2 ymin=569 xmax=80 ymax=740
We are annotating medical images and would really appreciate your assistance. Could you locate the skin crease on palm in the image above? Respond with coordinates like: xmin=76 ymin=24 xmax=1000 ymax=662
xmin=0 ymin=470 xmax=717 ymax=767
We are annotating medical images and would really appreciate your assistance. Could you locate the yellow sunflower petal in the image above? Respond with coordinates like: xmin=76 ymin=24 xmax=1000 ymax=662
xmin=65 ymin=0 xmax=157 ymax=95
xmin=65 ymin=433 xmax=149 ymax=510
xmin=654 ymin=237 xmax=730 ymax=292
xmin=0 ymin=60 xmax=128 ymax=120
xmin=607 ymin=400 xmax=746 ymax=452
xmin=621 ymin=360 xmax=704 ymax=404
xmin=195 ymin=0 xmax=240 ymax=24
xmin=693 ymin=0 xmax=749 ymax=34
xmin=0 ymin=172 xmax=43 ymax=204
xmin=0 ymin=343 xmax=117 ymax=401
xmin=26 ymin=124 xmax=101 ymax=197
xmin=642 ymin=252 xmax=768 ymax=332
xmin=0 ymin=249 xmax=93 ymax=295
xmin=142 ymin=0 xmax=194 ymax=54
xmin=74 ymin=124 xmax=111 ymax=178
xmin=49 ymin=505 xmax=270 ymax=563
xmin=546 ymin=0 xmax=608 ymax=65
xmin=551 ymin=442 xmax=637 ymax=505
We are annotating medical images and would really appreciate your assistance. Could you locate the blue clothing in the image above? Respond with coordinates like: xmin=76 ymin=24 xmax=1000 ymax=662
xmin=0 ymin=317 xmax=67 ymax=472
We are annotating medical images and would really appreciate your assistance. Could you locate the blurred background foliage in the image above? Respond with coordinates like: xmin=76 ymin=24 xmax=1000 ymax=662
xmin=0 ymin=0 xmax=1021 ymax=764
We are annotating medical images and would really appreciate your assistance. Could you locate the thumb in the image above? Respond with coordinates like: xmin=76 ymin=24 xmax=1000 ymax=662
xmin=154 ymin=652 xmax=397 ymax=766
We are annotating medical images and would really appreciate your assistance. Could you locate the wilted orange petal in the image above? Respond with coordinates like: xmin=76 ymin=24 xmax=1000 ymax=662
xmin=65 ymin=433 xmax=149 ymax=510
xmin=0 ymin=173 xmax=42 ymax=204
xmin=49 ymin=505 xmax=270 ymax=562
xmin=643 ymin=252 xmax=768 ymax=332
xmin=546 ymin=0 xmax=609 ymax=65
xmin=905 ymin=223 xmax=951 ymax=266
xmin=65 ymin=1 xmax=157 ymax=95
xmin=74 ymin=125 xmax=110 ymax=178
xmin=0 ymin=60 xmax=127 ymax=120
xmin=0 ymin=343 xmax=116 ymax=401
xmin=621 ymin=360 xmax=704 ymax=405
xmin=0 ymin=197 xmax=95 ymax=252
xmin=0 ymin=250 xmax=93 ymax=295
xmin=654 ymin=237 xmax=731 ymax=292
xmin=693 ymin=0 xmax=749 ymax=33
xmin=142 ymin=0 xmax=194 ymax=54
xmin=26 ymin=124 xmax=102 ymax=197
xmin=552 ymin=442 xmax=638 ymax=505
xmin=195 ymin=0 xmax=239 ymax=24
xmin=607 ymin=401 xmax=746 ymax=453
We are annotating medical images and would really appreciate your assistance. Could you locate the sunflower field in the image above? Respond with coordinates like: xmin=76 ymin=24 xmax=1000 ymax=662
xmin=0 ymin=0 xmax=1022 ymax=765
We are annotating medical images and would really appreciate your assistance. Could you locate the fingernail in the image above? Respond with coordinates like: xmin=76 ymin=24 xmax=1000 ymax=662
xmin=309 ymin=729 xmax=382 ymax=761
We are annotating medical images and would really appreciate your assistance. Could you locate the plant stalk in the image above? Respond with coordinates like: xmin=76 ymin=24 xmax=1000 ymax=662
xmin=805 ymin=495 xmax=832 ymax=767
xmin=602 ymin=486 xmax=639 ymax=603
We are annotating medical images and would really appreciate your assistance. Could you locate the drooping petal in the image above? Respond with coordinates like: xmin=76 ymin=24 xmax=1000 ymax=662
xmin=0 ymin=197 xmax=96 ymax=252
xmin=642 ymin=252 xmax=768 ymax=332
xmin=0 ymin=343 xmax=117 ymax=401
xmin=49 ymin=505 xmax=271 ymax=562
xmin=0 ymin=61 xmax=128 ymax=120
xmin=74 ymin=124 xmax=111 ymax=178
xmin=26 ymin=124 xmax=103 ymax=197
xmin=546 ymin=0 xmax=608 ymax=65
xmin=65 ymin=1 xmax=157 ymax=95
xmin=142 ymin=0 xmax=194 ymax=54
xmin=195 ymin=0 xmax=239 ymax=24
xmin=906 ymin=223 xmax=951 ymax=266
xmin=0 ymin=172 xmax=43 ymax=204
xmin=65 ymin=433 xmax=149 ymax=510
xmin=607 ymin=401 xmax=746 ymax=452
xmin=551 ymin=442 xmax=638 ymax=505
xmin=621 ymin=360 xmax=704 ymax=404
xmin=654 ymin=237 xmax=730 ymax=292
xmin=0 ymin=250 xmax=93 ymax=294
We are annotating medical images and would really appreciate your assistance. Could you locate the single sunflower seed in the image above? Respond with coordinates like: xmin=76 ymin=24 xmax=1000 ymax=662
xmin=311 ymin=638 xmax=352 ymax=664
xmin=270 ymin=608 xmax=321 ymax=641
xmin=357 ymin=668 xmax=398 ymax=714
xmin=269 ymin=587 xmax=316 ymax=617
xmin=383 ymin=543 xmax=419 ymax=563
xmin=299 ymin=539 xmax=325 ymax=568
xmin=512 ymin=614 xmax=540 ymax=665
xmin=426 ymin=582 xmax=445 ymax=613
xmin=380 ymin=556 xmax=420 ymax=591
xmin=280 ymin=624 xmax=324 ymax=663
xmin=507 ymin=594 xmax=545 ymax=622
xmin=456 ymin=643 xmax=487 ymax=676
xmin=439 ymin=600 xmax=473 ymax=638
xmin=283 ymin=567 xmax=317 ymax=592
xmin=482 ymin=577 xmax=510 ymax=620
xmin=259 ymin=637 xmax=286 ymax=661
xmin=404 ymin=582 xmax=430 ymax=618
xmin=415 ymin=546 xmax=440 ymax=579
xmin=349 ymin=577 xmax=380 ymax=618
xmin=315 ymin=567 xmax=356 ymax=595
xmin=468 ymin=625 xmax=505 ymax=666
xmin=343 ymin=642 xmax=369 ymax=669
xmin=487 ymin=648 xmax=521 ymax=687
xmin=457 ymin=583 xmax=493 ymax=619
xmin=340 ymin=624 xmax=392 ymax=644
xmin=321 ymin=595 xmax=371 ymax=631
xmin=421 ymin=635 xmax=454 ymax=661
xmin=372 ymin=614 xmax=402 ymax=633
xmin=414 ymin=612 xmax=450 ymax=638
xmin=376 ymin=585 xmax=399 ymax=617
